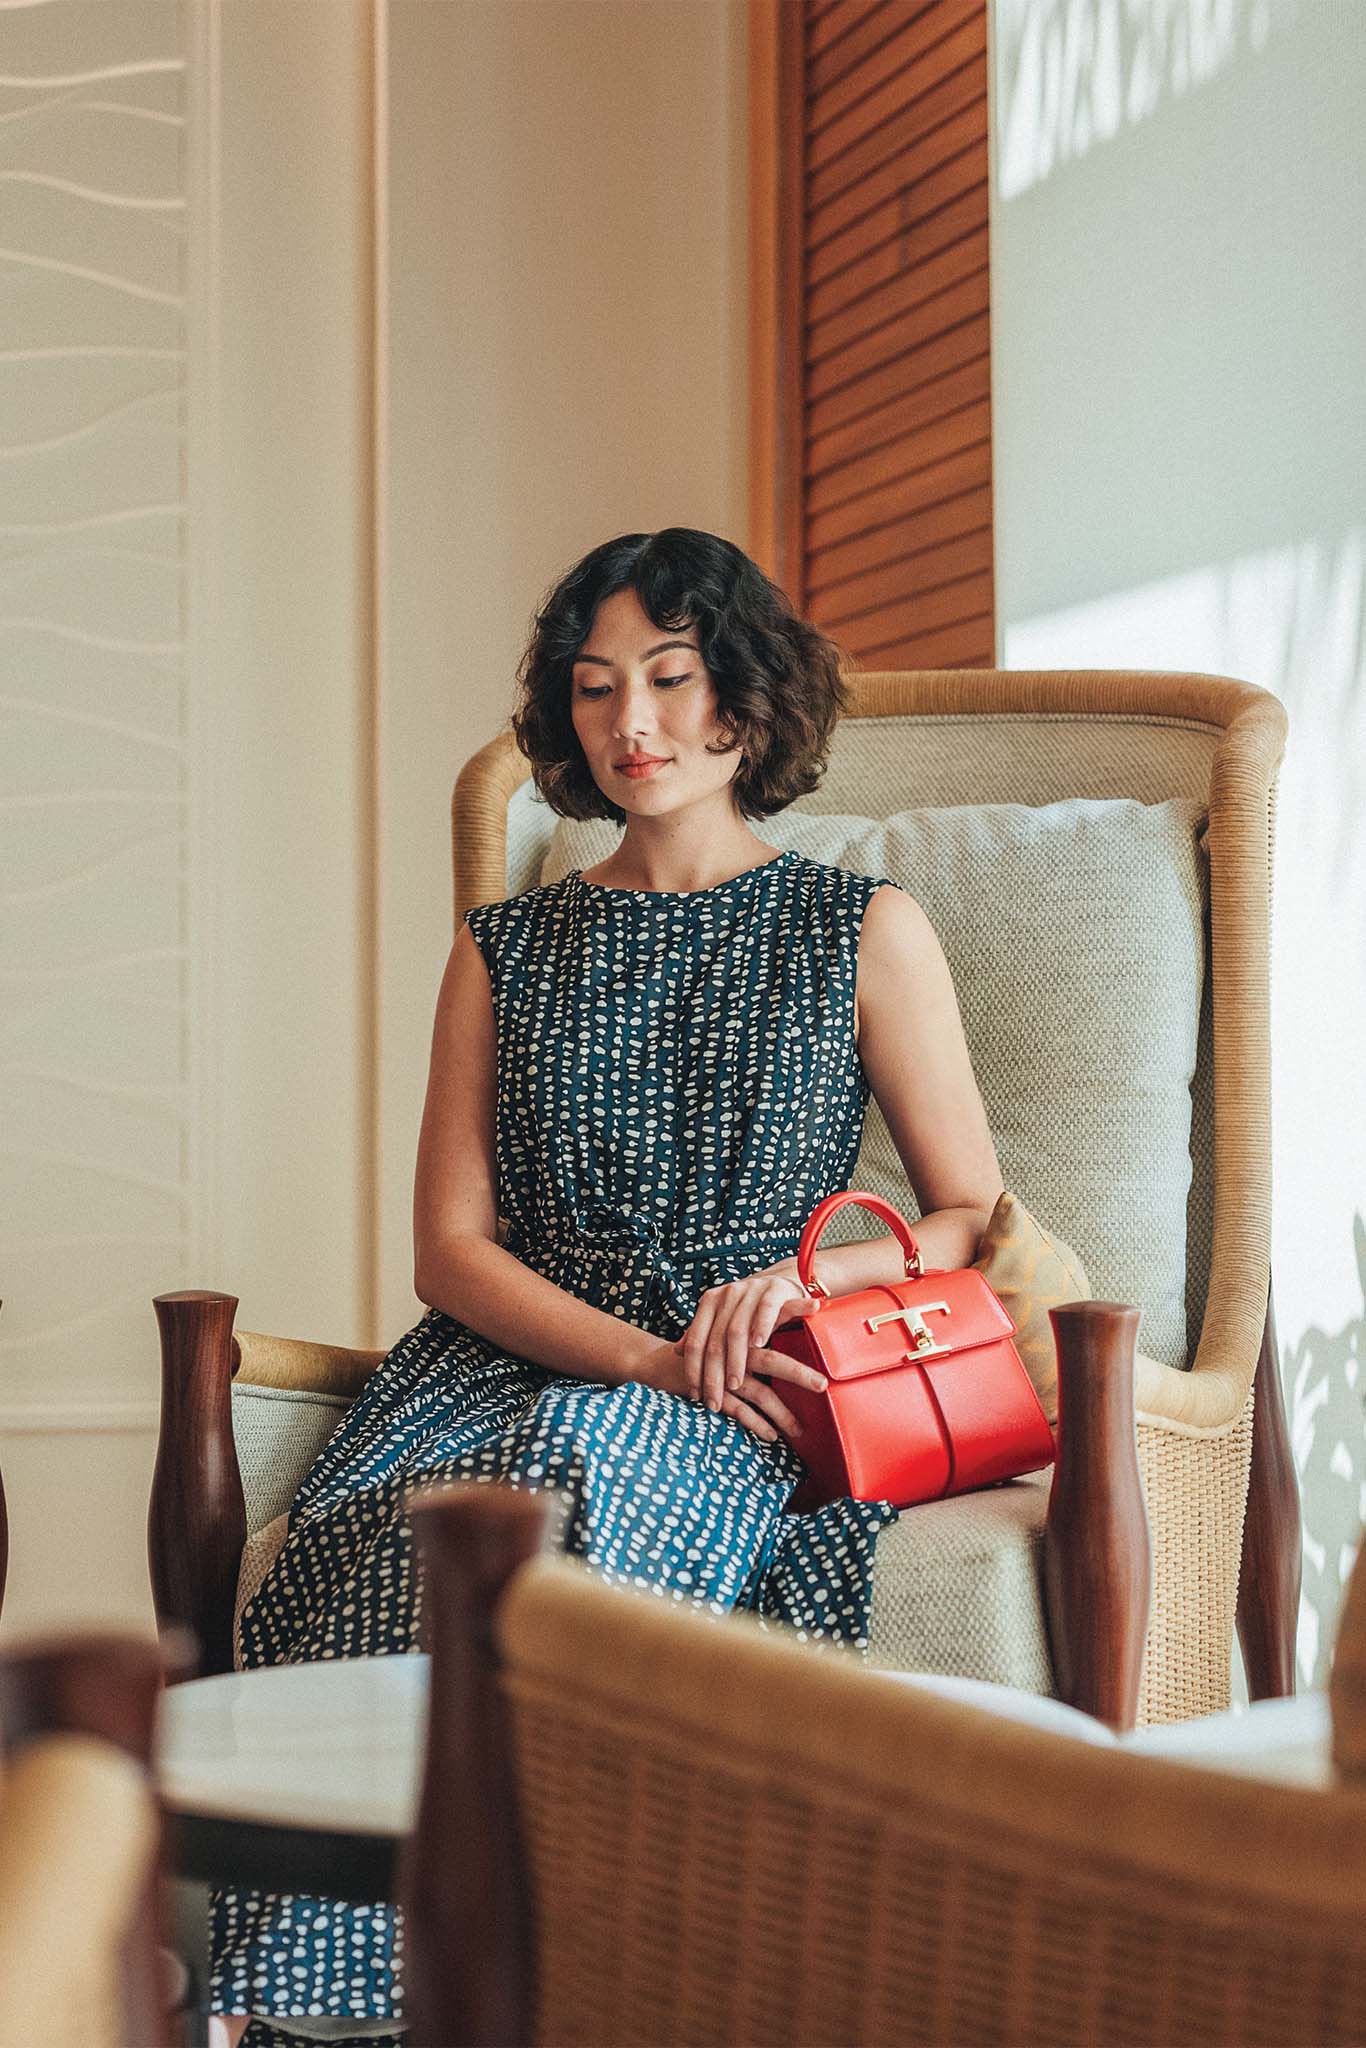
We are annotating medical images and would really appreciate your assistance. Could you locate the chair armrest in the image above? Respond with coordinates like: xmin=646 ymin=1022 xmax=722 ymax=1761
xmin=148 ymin=1292 xmax=246 ymax=1680
xmin=234 ymin=1328 xmax=386 ymax=1401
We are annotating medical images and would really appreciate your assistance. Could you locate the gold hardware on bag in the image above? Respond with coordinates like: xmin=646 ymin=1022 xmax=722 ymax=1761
xmin=866 ymin=1301 xmax=951 ymax=1356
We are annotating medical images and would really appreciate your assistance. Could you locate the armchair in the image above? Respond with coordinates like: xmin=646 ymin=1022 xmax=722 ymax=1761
xmin=400 ymin=1484 xmax=1365 ymax=2048
xmin=149 ymin=667 xmax=1296 ymax=1729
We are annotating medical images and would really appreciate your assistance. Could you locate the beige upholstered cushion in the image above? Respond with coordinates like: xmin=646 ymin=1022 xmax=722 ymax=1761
xmin=866 ymin=1471 xmax=1055 ymax=1689
xmin=231 ymin=1380 xmax=350 ymax=1534
xmin=230 ymin=1381 xmax=350 ymax=1666
xmin=544 ymin=798 xmax=1205 ymax=1369
xmin=974 ymin=1190 xmax=1091 ymax=1429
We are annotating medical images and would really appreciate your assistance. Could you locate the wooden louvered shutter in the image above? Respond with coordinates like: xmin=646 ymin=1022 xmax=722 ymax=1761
xmin=750 ymin=0 xmax=994 ymax=668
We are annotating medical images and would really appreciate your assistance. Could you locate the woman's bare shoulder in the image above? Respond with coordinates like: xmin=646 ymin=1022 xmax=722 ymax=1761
xmin=859 ymin=879 xmax=939 ymax=955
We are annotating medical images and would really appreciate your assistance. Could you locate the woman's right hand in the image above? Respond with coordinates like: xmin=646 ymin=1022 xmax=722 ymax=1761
xmin=630 ymin=1334 xmax=827 ymax=1446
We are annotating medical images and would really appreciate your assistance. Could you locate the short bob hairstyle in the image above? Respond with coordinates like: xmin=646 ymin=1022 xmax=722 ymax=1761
xmin=512 ymin=528 xmax=850 ymax=823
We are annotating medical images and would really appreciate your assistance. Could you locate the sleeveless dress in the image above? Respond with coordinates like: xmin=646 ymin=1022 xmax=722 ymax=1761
xmin=212 ymin=845 xmax=899 ymax=2035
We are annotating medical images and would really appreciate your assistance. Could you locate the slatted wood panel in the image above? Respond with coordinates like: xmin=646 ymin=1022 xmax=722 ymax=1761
xmin=751 ymin=0 xmax=994 ymax=668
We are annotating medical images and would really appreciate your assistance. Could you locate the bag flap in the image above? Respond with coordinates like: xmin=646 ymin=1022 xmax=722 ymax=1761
xmin=803 ymin=1269 xmax=1016 ymax=1384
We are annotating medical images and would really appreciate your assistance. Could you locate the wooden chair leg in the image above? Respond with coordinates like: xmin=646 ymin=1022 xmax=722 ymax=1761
xmin=400 ymin=1482 xmax=547 ymax=2048
xmin=148 ymin=1291 xmax=247 ymax=1680
xmin=1236 ymin=1283 xmax=1302 ymax=1699
xmin=1042 ymin=1302 xmax=1152 ymax=1731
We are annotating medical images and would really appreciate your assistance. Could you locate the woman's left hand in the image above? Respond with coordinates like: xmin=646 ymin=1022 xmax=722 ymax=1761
xmin=675 ymin=1268 xmax=821 ymax=1419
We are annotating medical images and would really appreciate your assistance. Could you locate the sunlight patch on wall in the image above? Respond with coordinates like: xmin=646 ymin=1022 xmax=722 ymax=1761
xmin=1005 ymin=529 xmax=1366 ymax=1684
xmin=995 ymin=0 xmax=1284 ymax=202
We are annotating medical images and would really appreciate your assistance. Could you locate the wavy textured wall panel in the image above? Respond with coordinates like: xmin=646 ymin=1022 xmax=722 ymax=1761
xmin=1 ymin=1 xmax=192 ymax=1409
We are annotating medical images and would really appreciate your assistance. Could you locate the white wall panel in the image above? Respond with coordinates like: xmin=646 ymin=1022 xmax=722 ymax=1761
xmin=0 ymin=0 xmax=190 ymax=1425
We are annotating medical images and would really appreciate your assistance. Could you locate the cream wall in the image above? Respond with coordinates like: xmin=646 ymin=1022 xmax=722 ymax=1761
xmin=989 ymin=0 xmax=1366 ymax=1681
xmin=0 ymin=0 xmax=748 ymax=1632
xmin=378 ymin=0 xmax=750 ymax=1336
xmin=1 ymin=0 xmax=375 ymax=1632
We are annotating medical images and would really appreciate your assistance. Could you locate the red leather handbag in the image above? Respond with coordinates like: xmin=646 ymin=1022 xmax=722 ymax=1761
xmin=766 ymin=1190 xmax=1055 ymax=1511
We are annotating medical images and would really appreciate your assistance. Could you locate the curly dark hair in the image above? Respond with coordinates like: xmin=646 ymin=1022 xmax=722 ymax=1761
xmin=511 ymin=528 xmax=850 ymax=823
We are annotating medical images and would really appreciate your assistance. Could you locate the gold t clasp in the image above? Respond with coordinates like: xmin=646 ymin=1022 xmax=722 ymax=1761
xmin=866 ymin=1301 xmax=951 ymax=1356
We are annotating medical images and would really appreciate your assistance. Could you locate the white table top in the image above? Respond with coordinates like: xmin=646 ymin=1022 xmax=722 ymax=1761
xmin=157 ymin=1653 xmax=1335 ymax=1847
xmin=158 ymin=1653 xmax=429 ymax=1838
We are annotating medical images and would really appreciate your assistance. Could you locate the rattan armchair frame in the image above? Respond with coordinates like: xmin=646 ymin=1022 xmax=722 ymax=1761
xmin=147 ymin=667 xmax=1298 ymax=1726
xmin=400 ymin=1484 xmax=1364 ymax=2048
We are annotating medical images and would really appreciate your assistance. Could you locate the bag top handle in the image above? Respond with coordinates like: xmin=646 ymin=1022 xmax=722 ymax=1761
xmin=798 ymin=1190 xmax=923 ymax=1300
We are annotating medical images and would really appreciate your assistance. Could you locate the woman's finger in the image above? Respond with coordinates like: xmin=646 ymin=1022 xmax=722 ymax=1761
xmin=679 ymin=1294 xmax=720 ymax=1402
xmin=721 ymin=1392 xmax=779 ymax=1443
xmin=751 ymin=1344 xmax=828 ymax=1396
xmin=700 ymin=1290 xmax=736 ymax=1413
xmin=704 ymin=1286 xmax=749 ymax=1417
xmin=753 ymin=1280 xmax=818 ymax=1348
xmin=739 ymin=1374 xmax=802 ymax=1441
xmin=723 ymin=1298 xmax=759 ymax=1396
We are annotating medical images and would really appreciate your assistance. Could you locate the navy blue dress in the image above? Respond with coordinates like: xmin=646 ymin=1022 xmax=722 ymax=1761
xmin=213 ymin=846 xmax=898 ymax=2032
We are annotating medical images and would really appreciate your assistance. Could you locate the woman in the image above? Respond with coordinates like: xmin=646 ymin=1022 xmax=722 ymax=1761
xmin=214 ymin=529 xmax=1003 ymax=2046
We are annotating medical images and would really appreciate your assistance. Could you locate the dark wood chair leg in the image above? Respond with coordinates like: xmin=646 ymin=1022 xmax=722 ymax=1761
xmin=400 ymin=1482 xmax=548 ymax=2048
xmin=0 ymin=1635 xmax=175 ymax=2048
xmin=149 ymin=1290 xmax=247 ymax=1681
xmin=1236 ymin=1283 xmax=1301 ymax=1699
xmin=1042 ymin=1301 xmax=1152 ymax=1731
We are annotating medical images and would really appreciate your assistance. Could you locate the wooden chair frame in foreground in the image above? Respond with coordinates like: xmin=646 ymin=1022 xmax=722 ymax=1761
xmin=147 ymin=667 xmax=1299 ymax=1728
xmin=400 ymin=1484 xmax=1365 ymax=2048
xmin=0 ymin=1636 xmax=173 ymax=2048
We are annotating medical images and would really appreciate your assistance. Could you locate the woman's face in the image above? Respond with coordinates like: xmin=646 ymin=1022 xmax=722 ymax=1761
xmin=569 ymin=586 xmax=742 ymax=821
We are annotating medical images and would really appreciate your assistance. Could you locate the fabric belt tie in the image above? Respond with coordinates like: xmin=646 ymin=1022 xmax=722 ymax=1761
xmin=503 ymin=1208 xmax=802 ymax=1316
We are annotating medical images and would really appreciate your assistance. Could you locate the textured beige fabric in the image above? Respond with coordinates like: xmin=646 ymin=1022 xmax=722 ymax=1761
xmin=499 ymin=1554 xmax=1366 ymax=2048
xmin=544 ymin=796 xmax=1205 ymax=1369
xmin=867 ymin=1472 xmax=1054 ymax=1689
xmin=1137 ymin=1387 xmax=1254 ymax=1724
xmin=507 ymin=775 xmax=557 ymax=895
xmin=0 ymin=1736 xmax=154 ymax=2048
xmin=972 ymin=1192 xmax=1090 ymax=1428
xmin=231 ymin=1380 xmax=350 ymax=1534
xmin=488 ymin=706 xmax=1224 ymax=904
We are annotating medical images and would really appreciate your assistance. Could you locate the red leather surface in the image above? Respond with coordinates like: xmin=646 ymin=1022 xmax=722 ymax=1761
xmin=768 ymin=1271 xmax=1054 ymax=1510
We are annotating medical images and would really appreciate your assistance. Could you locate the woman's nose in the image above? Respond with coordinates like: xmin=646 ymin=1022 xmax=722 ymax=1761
xmin=612 ymin=681 xmax=657 ymax=739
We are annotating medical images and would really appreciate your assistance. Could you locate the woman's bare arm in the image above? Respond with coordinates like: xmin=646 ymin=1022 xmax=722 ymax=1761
xmin=413 ymin=926 xmax=660 ymax=1384
xmin=770 ymin=884 xmax=1003 ymax=1293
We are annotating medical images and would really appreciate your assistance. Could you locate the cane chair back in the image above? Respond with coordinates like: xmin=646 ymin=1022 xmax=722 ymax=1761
xmin=403 ymin=1507 xmax=1366 ymax=2048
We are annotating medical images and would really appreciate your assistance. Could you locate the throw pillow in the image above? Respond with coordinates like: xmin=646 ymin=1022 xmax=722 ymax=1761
xmin=973 ymin=1190 xmax=1091 ymax=1429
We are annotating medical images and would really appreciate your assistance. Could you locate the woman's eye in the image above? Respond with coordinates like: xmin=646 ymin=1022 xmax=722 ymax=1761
xmin=575 ymin=684 xmax=611 ymax=698
xmin=654 ymin=672 xmax=692 ymax=687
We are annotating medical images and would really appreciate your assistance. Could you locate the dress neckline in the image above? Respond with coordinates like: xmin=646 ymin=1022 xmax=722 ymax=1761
xmin=569 ymin=846 xmax=797 ymax=903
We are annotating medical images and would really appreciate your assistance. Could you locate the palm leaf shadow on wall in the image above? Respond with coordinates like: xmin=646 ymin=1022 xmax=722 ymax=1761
xmin=1292 ymin=1213 xmax=1366 ymax=1685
